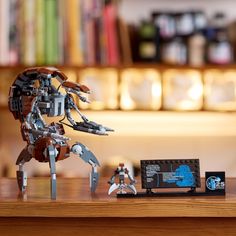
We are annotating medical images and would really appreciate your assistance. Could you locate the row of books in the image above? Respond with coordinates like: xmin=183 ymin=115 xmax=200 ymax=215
xmin=1 ymin=0 xmax=236 ymax=67
xmin=0 ymin=0 xmax=129 ymax=66
xmin=1 ymin=68 xmax=236 ymax=111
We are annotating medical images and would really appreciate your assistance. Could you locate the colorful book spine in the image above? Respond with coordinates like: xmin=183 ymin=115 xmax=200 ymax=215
xmin=0 ymin=0 xmax=10 ymax=65
xmin=94 ymin=0 xmax=104 ymax=64
xmin=35 ymin=0 xmax=45 ymax=65
xmin=22 ymin=0 xmax=36 ymax=65
xmin=57 ymin=0 xmax=65 ymax=65
xmin=117 ymin=17 xmax=132 ymax=64
xmin=45 ymin=0 xmax=59 ymax=65
xmin=66 ymin=0 xmax=83 ymax=65
xmin=99 ymin=0 xmax=107 ymax=64
xmin=82 ymin=0 xmax=95 ymax=65
xmin=103 ymin=2 xmax=120 ymax=65
xmin=9 ymin=0 xmax=19 ymax=65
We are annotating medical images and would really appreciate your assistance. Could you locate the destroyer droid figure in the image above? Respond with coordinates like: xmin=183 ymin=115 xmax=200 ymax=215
xmin=108 ymin=163 xmax=137 ymax=195
xmin=8 ymin=67 xmax=113 ymax=199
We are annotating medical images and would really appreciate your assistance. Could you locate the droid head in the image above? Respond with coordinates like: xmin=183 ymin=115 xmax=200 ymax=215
xmin=119 ymin=163 xmax=124 ymax=168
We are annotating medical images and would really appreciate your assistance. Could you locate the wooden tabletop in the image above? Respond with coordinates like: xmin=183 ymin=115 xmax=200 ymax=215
xmin=0 ymin=177 xmax=236 ymax=218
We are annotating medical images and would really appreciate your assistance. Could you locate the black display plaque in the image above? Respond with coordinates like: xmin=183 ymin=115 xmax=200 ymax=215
xmin=141 ymin=159 xmax=201 ymax=189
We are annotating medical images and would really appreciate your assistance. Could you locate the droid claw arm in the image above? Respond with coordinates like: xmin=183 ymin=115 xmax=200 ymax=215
xmin=64 ymin=93 xmax=114 ymax=135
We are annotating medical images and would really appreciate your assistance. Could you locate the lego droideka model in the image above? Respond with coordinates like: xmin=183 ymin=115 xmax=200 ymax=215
xmin=108 ymin=163 xmax=137 ymax=195
xmin=8 ymin=67 xmax=113 ymax=199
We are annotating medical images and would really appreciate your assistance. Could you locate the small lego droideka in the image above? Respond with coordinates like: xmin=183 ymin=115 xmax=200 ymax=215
xmin=108 ymin=163 xmax=137 ymax=195
xmin=8 ymin=67 xmax=113 ymax=199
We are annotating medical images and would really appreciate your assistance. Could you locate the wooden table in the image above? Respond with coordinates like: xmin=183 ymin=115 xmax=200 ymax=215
xmin=0 ymin=178 xmax=236 ymax=236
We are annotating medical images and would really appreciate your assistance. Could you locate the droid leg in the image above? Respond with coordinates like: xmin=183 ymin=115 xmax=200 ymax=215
xmin=16 ymin=162 xmax=27 ymax=192
xmin=71 ymin=142 xmax=100 ymax=192
xmin=16 ymin=147 xmax=32 ymax=192
xmin=90 ymin=161 xmax=99 ymax=192
xmin=47 ymin=145 xmax=57 ymax=200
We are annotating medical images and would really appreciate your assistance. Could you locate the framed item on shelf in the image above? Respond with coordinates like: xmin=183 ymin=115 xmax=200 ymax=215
xmin=140 ymin=159 xmax=201 ymax=189
xmin=205 ymin=171 xmax=225 ymax=194
xmin=79 ymin=68 xmax=118 ymax=110
xmin=204 ymin=69 xmax=236 ymax=111
xmin=120 ymin=68 xmax=162 ymax=110
xmin=162 ymin=69 xmax=203 ymax=110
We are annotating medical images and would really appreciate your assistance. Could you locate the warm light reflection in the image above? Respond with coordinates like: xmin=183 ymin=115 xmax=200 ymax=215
xmin=79 ymin=68 xmax=119 ymax=110
xmin=204 ymin=69 xmax=236 ymax=111
xmin=188 ymin=84 xmax=203 ymax=100
xmin=120 ymin=93 xmax=135 ymax=110
xmin=163 ymin=69 xmax=203 ymax=110
xmin=120 ymin=68 xmax=162 ymax=110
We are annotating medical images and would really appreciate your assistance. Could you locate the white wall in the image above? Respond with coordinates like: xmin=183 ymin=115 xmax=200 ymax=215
xmin=119 ymin=0 xmax=236 ymax=25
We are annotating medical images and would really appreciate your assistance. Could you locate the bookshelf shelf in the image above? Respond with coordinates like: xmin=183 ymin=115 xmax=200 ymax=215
xmin=1 ymin=64 xmax=236 ymax=111
xmin=1 ymin=64 xmax=236 ymax=70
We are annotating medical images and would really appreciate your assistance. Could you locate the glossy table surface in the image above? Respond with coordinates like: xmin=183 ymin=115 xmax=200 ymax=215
xmin=0 ymin=177 xmax=235 ymax=218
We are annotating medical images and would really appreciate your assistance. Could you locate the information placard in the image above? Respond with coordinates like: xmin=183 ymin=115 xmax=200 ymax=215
xmin=141 ymin=159 xmax=201 ymax=189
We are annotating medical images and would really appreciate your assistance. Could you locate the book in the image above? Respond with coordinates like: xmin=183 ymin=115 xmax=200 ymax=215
xmin=103 ymin=1 xmax=120 ymax=65
xmin=117 ymin=17 xmax=132 ymax=64
xmin=9 ymin=0 xmax=19 ymax=65
xmin=35 ymin=0 xmax=45 ymax=65
xmin=22 ymin=0 xmax=36 ymax=65
xmin=93 ymin=0 xmax=103 ymax=63
xmin=66 ymin=0 xmax=83 ymax=65
xmin=0 ymin=0 xmax=10 ymax=65
xmin=57 ymin=0 xmax=65 ymax=65
xmin=45 ymin=0 xmax=59 ymax=65
xmin=82 ymin=0 xmax=95 ymax=64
